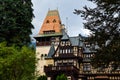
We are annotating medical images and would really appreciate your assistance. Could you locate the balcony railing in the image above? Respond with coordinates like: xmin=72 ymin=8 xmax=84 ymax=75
xmin=44 ymin=65 xmax=79 ymax=74
xmin=53 ymin=53 xmax=82 ymax=60
xmin=83 ymin=58 xmax=91 ymax=62
xmin=36 ymin=41 xmax=51 ymax=46
xmin=80 ymin=70 xmax=120 ymax=74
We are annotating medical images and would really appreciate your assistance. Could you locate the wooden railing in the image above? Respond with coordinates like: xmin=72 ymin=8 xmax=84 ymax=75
xmin=44 ymin=65 xmax=79 ymax=74
xmin=36 ymin=41 xmax=51 ymax=46
xmin=80 ymin=70 xmax=120 ymax=74
xmin=54 ymin=53 xmax=82 ymax=59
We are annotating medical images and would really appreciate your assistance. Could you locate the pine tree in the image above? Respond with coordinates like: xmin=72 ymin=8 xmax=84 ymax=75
xmin=74 ymin=0 xmax=120 ymax=69
xmin=0 ymin=0 xmax=34 ymax=46
xmin=0 ymin=1 xmax=35 ymax=79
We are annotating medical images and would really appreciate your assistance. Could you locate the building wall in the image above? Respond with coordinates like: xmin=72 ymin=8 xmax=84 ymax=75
xmin=46 ymin=59 xmax=54 ymax=66
xmin=36 ymin=46 xmax=50 ymax=75
xmin=36 ymin=46 xmax=57 ymax=76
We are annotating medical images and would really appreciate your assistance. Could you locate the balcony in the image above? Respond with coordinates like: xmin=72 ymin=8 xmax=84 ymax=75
xmin=44 ymin=65 xmax=79 ymax=76
xmin=36 ymin=41 xmax=51 ymax=46
xmin=83 ymin=58 xmax=91 ymax=62
xmin=53 ymin=53 xmax=82 ymax=60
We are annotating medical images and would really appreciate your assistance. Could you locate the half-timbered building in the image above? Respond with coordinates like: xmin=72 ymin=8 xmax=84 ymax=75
xmin=34 ymin=9 xmax=120 ymax=80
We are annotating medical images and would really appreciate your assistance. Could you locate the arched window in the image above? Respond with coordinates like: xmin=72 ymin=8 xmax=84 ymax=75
xmin=41 ymin=54 xmax=43 ymax=57
xmin=44 ymin=54 xmax=47 ymax=57
xmin=53 ymin=19 xmax=56 ymax=23
xmin=41 ymin=54 xmax=44 ymax=60
xmin=46 ymin=20 xmax=49 ymax=23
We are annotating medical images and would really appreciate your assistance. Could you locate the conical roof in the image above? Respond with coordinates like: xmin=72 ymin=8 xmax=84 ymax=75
xmin=61 ymin=29 xmax=69 ymax=40
xmin=39 ymin=10 xmax=62 ymax=34
xmin=47 ymin=44 xmax=55 ymax=58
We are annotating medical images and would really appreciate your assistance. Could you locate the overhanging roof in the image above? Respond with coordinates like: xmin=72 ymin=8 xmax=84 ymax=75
xmin=34 ymin=33 xmax=62 ymax=38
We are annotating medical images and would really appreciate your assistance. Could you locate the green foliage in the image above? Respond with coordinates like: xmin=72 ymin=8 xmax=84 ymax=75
xmin=74 ymin=0 xmax=120 ymax=68
xmin=56 ymin=74 xmax=67 ymax=80
xmin=0 ymin=0 xmax=34 ymax=46
xmin=0 ymin=42 xmax=35 ymax=80
xmin=37 ymin=75 xmax=47 ymax=80
xmin=0 ymin=0 xmax=35 ymax=79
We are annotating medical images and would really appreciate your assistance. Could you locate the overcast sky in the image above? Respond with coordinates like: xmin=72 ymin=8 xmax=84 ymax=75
xmin=31 ymin=0 xmax=95 ymax=37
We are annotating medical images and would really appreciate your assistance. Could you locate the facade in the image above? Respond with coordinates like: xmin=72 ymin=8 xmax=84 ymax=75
xmin=34 ymin=10 xmax=120 ymax=80
xmin=34 ymin=10 xmax=64 ymax=75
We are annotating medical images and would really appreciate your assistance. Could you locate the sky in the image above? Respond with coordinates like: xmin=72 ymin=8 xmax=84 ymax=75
xmin=31 ymin=0 xmax=96 ymax=37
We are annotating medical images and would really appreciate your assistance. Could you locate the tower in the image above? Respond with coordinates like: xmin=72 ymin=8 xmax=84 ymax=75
xmin=44 ymin=30 xmax=83 ymax=80
xmin=34 ymin=10 xmax=63 ymax=75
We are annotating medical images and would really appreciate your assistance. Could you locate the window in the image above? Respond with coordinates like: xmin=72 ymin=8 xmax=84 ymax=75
xmin=43 ymin=30 xmax=55 ymax=34
xmin=63 ymin=49 xmax=65 ymax=53
xmin=62 ymin=41 xmax=65 ymax=46
xmin=86 ymin=54 xmax=89 ymax=58
xmin=69 ymin=60 xmax=73 ymax=63
xmin=60 ymin=49 xmax=62 ymax=54
xmin=51 ymin=37 xmax=55 ymax=41
xmin=41 ymin=54 xmax=44 ymax=60
xmin=53 ymin=19 xmax=56 ymax=23
xmin=83 ymin=63 xmax=91 ymax=71
xmin=41 ymin=54 xmax=43 ymax=57
xmin=74 ymin=61 xmax=77 ymax=66
xmin=46 ymin=20 xmax=49 ymax=23
xmin=65 ymin=49 xmax=67 ymax=53
xmin=66 ymin=41 xmax=70 ymax=46
xmin=73 ymin=47 xmax=78 ymax=52
xmin=44 ymin=54 xmax=47 ymax=57
xmin=68 ymin=49 xmax=71 ymax=53
xmin=63 ymin=60 xmax=68 ymax=63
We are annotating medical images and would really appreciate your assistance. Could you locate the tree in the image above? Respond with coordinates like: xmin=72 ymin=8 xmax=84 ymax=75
xmin=56 ymin=74 xmax=67 ymax=80
xmin=74 ymin=0 xmax=120 ymax=69
xmin=0 ymin=0 xmax=34 ymax=46
xmin=0 ymin=42 xmax=35 ymax=80
xmin=37 ymin=75 xmax=47 ymax=80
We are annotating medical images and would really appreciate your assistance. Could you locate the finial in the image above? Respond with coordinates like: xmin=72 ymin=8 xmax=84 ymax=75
xmin=66 ymin=17 xmax=68 ymax=33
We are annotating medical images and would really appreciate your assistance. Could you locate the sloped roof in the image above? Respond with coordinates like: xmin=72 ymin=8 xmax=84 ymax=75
xmin=78 ymin=34 xmax=83 ymax=40
xmin=79 ymin=40 xmax=84 ymax=47
xmin=39 ymin=10 xmax=62 ymax=34
xmin=61 ymin=29 xmax=69 ymax=40
xmin=47 ymin=44 xmax=55 ymax=58
xmin=61 ymin=31 xmax=85 ymax=46
xmin=70 ymin=37 xmax=79 ymax=46
xmin=34 ymin=33 xmax=62 ymax=38
xmin=69 ymin=35 xmax=85 ymax=46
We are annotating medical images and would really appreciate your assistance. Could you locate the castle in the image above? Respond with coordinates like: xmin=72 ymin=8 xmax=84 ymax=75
xmin=34 ymin=10 xmax=120 ymax=80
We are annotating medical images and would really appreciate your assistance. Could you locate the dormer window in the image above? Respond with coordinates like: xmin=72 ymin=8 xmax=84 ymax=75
xmin=46 ymin=20 xmax=49 ymax=23
xmin=53 ymin=19 xmax=56 ymax=23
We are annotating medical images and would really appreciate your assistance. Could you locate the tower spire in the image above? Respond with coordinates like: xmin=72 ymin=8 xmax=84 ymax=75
xmin=39 ymin=10 xmax=62 ymax=35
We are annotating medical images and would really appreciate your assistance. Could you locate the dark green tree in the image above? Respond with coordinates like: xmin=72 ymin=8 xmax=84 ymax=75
xmin=0 ymin=0 xmax=34 ymax=46
xmin=0 ymin=42 xmax=35 ymax=80
xmin=74 ymin=0 xmax=120 ymax=69
xmin=56 ymin=74 xmax=67 ymax=80
xmin=37 ymin=75 xmax=47 ymax=80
